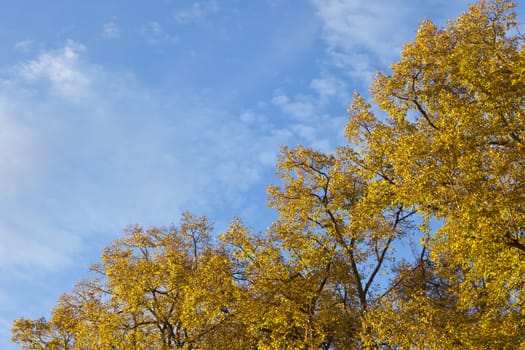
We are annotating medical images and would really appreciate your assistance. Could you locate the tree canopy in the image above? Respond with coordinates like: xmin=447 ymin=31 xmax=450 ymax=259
xmin=12 ymin=0 xmax=525 ymax=348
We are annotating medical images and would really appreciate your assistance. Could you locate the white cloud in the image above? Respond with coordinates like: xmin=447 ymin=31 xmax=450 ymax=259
xmin=0 ymin=223 xmax=80 ymax=270
xmin=292 ymin=124 xmax=317 ymax=142
xmin=141 ymin=21 xmax=179 ymax=45
xmin=0 ymin=124 xmax=40 ymax=201
xmin=15 ymin=40 xmax=92 ymax=101
xmin=0 ymin=41 xmax=295 ymax=274
xmin=309 ymin=73 xmax=348 ymax=100
xmin=310 ymin=0 xmax=471 ymax=83
xmin=14 ymin=39 xmax=35 ymax=53
xmin=312 ymin=1 xmax=397 ymax=53
xmin=239 ymin=110 xmax=268 ymax=125
xmin=311 ymin=0 xmax=407 ymax=80
xmin=102 ymin=21 xmax=120 ymax=39
xmin=0 ymin=317 xmax=10 ymax=348
xmin=174 ymin=0 xmax=219 ymax=24
xmin=271 ymin=91 xmax=317 ymax=121
xmin=269 ymin=87 xmax=347 ymax=153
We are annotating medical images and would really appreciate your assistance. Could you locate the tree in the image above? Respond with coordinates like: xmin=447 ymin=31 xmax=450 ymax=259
xmin=13 ymin=213 xmax=249 ymax=350
xmin=221 ymin=145 xmax=415 ymax=349
xmin=346 ymin=0 xmax=525 ymax=347
xmin=12 ymin=1 xmax=525 ymax=348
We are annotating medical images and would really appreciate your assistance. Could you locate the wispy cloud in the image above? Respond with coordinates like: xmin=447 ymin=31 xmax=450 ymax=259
xmin=174 ymin=0 xmax=219 ymax=24
xmin=272 ymin=91 xmax=317 ymax=122
xmin=141 ymin=21 xmax=179 ymax=45
xmin=269 ymin=86 xmax=347 ymax=153
xmin=309 ymin=73 xmax=348 ymax=100
xmin=15 ymin=40 xmax=91 ymax=101
xmin=0 ymin=317 xmax=11 ymax=348
xmin=0 ymin=40 xmax=292 ymax=274
xmin=310 ymin=0 xmax=471 ymax=83
xmin=102 ymin=21 xmax=120 ymax=39
xmin=311 ymin=0 xmax=406 ymax=81
xmin=14 ymin=39 xmax=35 ymax=53
xmin=0 ymin=223 xmax=80 ymax=270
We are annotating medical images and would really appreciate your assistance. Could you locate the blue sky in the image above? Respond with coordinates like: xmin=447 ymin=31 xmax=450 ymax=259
xmin=1 ymin=1 xmax=523 ymax=348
